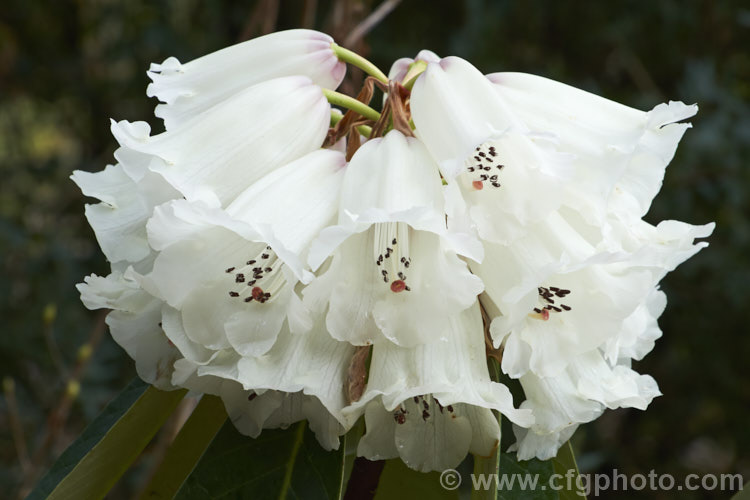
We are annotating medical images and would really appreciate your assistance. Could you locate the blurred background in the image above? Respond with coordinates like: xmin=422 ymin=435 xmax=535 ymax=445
xmin=0 ymin=0 xmax=748 ymax=498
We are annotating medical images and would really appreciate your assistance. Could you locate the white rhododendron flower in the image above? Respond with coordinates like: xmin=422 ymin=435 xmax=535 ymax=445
xmin=486 ymin=72 xmax=699 ymax=223
xmin=411 ymin=56 xmax=576 ymax=245
xmin=177 ymin=372 xmax=346 ymax=451
xmin=77 ymin=270 xmax=180 ymax=390
xmin=304 ymin=130 xmax=483 ymax=347
xmin=74 ymin=30 xmax=713 ymax=474
xmin=509 ymin=288 xmax=667 ymax=460
xmin=148 ymin=29 xmax=346 ymax=130
xmin=113 ymin=75 xmax=330 ymax=206
xmin=346 ymin=304 xmax=532 ymax=471
xmin=141 ymin=149 xmax=345 ymax=358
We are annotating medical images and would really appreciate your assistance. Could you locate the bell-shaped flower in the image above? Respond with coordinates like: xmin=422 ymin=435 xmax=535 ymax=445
xmin=71 ymin=163 xmax=180 ymax=268
xmin=410 ymin=56 xmax=575 ymax=245
xmin=140 ymin=149 xmax=346 ymax=359
xmin=510 ymin=321 xmax=662 ymax=461
xmin=148 ymin=29 xmax=346 ymax=130
xmin=477 ymin=202 xmax=713 ymax=378
xmin=343 ymin=303 xmax=533 ymax=472
xmin=304 ymin=130 xmax=483 ymax=347
xmin=485 ymin=255 xmax=655 ymax=379
xmin=174 ymin=370 xmax=346 ymax=451
xmin=77 ymin=270 xmax=180 ymax=391
xmin=112 ymin=75 xmax=330 ymax=207
xmin=486 ymin=71 xmax=698 ymax=222
xmin=175 ymin=310 xmax=356 ymax=450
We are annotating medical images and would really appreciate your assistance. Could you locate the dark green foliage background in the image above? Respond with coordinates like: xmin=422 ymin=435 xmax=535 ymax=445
xmin=0 ymin=1 xmax=747 ymax=498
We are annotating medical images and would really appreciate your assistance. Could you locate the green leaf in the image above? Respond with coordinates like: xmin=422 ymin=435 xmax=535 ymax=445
xmin=140 ymin=395 xmax=227 ymax=499
xmin=177 ymin=420 xmax=346 ymax=500
xmin=341 ymin=418 xmax=364 ymax=488
xmin=731 ymin=483 xmax=750 ymax=499
xmin=374 ymin=459 xmax=460 ymax=500
xmin=473 ymin=444 xmax=502 ymax=500
xmin=551 ymin=442 xmax=586 ymax=499
xmin=495 ymin=442 xmax=586 ymax=500
xmin=28 ymin=378 xmax=186 ymax=500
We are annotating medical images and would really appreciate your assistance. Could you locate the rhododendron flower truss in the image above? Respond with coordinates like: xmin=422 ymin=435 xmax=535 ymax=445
xmin=72 ymin=29 xmax=714 ymax=483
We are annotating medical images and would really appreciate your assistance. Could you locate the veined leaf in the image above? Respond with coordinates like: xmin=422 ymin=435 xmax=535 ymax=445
xmin=472 ymin=442 xmax=502 ymax=500
xmin=731 ymin=483 xmax=750 ymax=499
xmin=551 ymin=442 xmax=586 ymax=499
xmin=28 ymin=378 xmax=186 ymax=500
xmin=495 ymin=442 xmax=586 ymax=500
xmin=176 ymin=420 xmax=346 ymax=500
xmin=140 ymin=395 xmax=227 ymax=499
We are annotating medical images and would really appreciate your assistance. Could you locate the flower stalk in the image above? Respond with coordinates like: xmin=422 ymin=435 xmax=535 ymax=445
xmin=330 ymin=43 xmax=389 ymax=84
xmin=322 ymin=88 xmax=381 ymax=122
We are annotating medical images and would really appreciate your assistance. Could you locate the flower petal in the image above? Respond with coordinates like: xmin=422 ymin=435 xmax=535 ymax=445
xmin=337 ymin=130 xmax=445 ymax=233
xmin=227 ymin=149 xmax=346 ymax=256
xmin=71 ymin=164 xmax=179 ymax=264
xmin=77 ymin=272 xmax=179 ymax=390
xmin=394 ymin=402 xmax=473 ymax=472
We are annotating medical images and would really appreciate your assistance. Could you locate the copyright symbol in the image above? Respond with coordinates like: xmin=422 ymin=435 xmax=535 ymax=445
xmin=440 ymin=469 xmax=461 ymax=490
